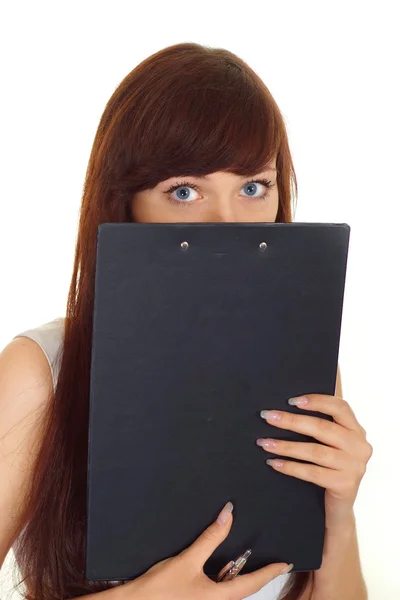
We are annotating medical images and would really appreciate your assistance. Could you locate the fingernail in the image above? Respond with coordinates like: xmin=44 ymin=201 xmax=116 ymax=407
xmin=260 ymin=410 xmax=281 ymax=421
xmin=266 ymin=459 xmax=284 ymax=468
xmin=280 ymin=563 xmax=294 ymax=574
xmin=217 ymin=501 xmax=233 ymax=524
xmin=288 ymin=396 xmax=308 ymax=406
xmin=256 ymin=438 xmax=277 ymax=448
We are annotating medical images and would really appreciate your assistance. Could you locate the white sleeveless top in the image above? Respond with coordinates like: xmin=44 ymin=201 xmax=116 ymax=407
xmin=14 ymin=318 xmax=290 ymax=600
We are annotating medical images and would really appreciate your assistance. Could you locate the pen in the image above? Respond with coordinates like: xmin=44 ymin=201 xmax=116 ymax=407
xmin=216 ymin=549 xmax=252 ymax=582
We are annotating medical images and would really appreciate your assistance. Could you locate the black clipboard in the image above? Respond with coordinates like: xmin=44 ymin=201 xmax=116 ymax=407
xmin=86 ymin=222 xmax=350 ymax=581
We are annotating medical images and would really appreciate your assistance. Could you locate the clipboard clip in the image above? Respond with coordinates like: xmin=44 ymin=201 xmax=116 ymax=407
xmin=180 ymin=240 xmax=268 ymax=251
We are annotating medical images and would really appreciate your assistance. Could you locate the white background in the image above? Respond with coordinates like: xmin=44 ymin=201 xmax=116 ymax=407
xmin=0 ymin=2 xmax=399 ymax=599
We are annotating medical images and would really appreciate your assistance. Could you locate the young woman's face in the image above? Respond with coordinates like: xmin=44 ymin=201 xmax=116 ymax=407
xmin=131 ymin=157 xmax=279 ymax=223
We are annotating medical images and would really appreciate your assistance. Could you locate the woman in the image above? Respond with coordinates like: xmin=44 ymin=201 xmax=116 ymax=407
xmin=0 ymin=43 xmax=372 ymax=600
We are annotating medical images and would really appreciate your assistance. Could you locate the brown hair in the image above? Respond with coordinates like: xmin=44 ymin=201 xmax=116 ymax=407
xmin=12 ymin=42 xmax=308 ymax=599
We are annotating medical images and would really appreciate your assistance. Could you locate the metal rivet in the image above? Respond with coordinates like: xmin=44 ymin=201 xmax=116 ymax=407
xmin=259 ymin=242 xmax=267 ymax=250
xmin=181 ymin=241 xmax=189 ymax=250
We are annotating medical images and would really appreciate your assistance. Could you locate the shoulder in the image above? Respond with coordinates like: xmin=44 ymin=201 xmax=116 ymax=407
xmin=11 ymin=317 xmax=66 ymax=386
xmin=0 ymin=317 xmax=65 ymax=412
xmin=0 ymin=316 xmax=66 ymax=412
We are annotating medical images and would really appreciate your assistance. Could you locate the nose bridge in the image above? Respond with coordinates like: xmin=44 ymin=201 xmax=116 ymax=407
xmin=212 ymin=193 xmax=236 ymax=222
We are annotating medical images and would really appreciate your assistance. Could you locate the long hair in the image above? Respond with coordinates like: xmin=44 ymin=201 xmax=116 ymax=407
xmin=12 ymin=42 xmax=308 ymax=599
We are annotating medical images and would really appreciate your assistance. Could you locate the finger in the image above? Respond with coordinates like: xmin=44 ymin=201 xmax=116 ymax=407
xmin=261 ymin=409 xmax=353 ymax=450
xmin=256 ymin=438 xmax=346 ymax=470
xmin=266 ymin=457 xmax=337 ymax=488
xmin=287 ymin=394 xmax=362 ymax=432
xmin=220 ymin=562 xmax=293 ymax=597
xmin=181 ymin=501 xmax=233 ymax=567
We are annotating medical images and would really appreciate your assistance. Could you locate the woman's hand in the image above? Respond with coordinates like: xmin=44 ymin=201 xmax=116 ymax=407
xmin=113 ymin=502 xmax=292 ymax=600
xmin=257 ymin=394 xmax=373 ymax=528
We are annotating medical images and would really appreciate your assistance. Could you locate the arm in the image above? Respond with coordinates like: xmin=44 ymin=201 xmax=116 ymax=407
xmin=309 ymin=366 xmax=367 ymax=600
xmin=311 ymin=513 xmax=367 ymax=599
xmin=262 ymin=365 xmax=370 ymax=600
xmin=0 ymin=338 xmax=53 ymax=569
xmin=298 ymin=367 xmax=368 ymax=600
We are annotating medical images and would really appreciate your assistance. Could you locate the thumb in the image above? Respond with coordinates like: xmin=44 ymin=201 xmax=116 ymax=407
xmin=146 ymin=556 xmax=174 ymax=574
xmin=221 ymin=561 xmax=294 ymax=598
xmin=181 ymin=501 xmax=234 ymax=567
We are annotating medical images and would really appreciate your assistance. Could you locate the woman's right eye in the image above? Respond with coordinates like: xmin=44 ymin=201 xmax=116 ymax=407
xmin=164 ymin=181 xmax=200 ymax=204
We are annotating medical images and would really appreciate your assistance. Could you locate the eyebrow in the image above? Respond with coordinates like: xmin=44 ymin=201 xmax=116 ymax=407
xmin=175 ymin=167 xmax=277 ymax=180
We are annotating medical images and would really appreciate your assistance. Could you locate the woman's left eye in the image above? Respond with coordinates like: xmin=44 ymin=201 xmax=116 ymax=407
xmin=240 ymin=179 xmax=274 ymax=200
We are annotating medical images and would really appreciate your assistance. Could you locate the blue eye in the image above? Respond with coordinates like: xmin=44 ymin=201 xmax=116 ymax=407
xmin=240 ymin=178 xmax=275 ymax=200
xmin=164 ymin=180 xmax=200 ymax=204
xmin=242 ymin=181 xmax=265 ymax=197
xmin=166 ymin=182 xmax=199 ymax=203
